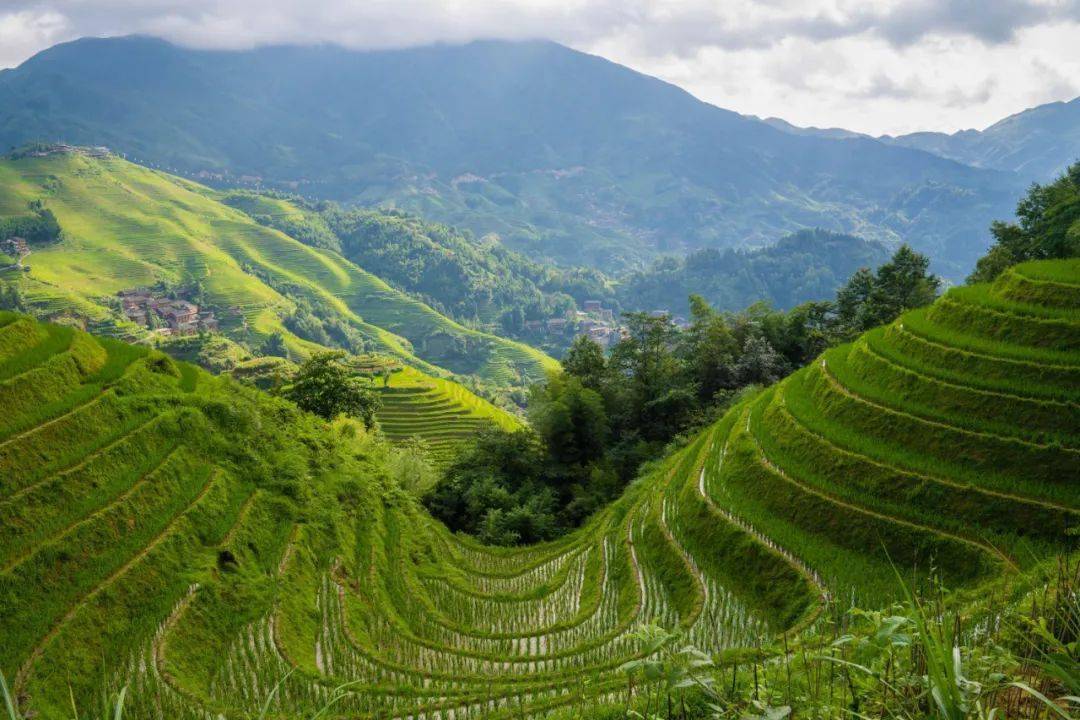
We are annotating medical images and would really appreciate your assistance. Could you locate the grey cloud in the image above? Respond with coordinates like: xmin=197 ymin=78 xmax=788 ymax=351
xmin=4 ymin=0 xmax=1080 ymax=63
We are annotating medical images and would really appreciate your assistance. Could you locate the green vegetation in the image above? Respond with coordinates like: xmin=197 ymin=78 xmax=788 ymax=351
xmin=221 ymin=191 xmax=613 ymax=339
xmin=376 ymin=365 xmax=521 ymax=466
xmin=0 ymin=159 xmax=1077 ymax=720
xmin=0 ymin=246 xmax=1076 ymax=718
xmin=0 ymin=151 xmax=557 ymax=391
xmin=617 ymin=230 xmax=891 ymax=316
xmin=0 ymin=200 xmax=62 ymax=245
xmin=969 ymin=160 xmax=1080 ymax=283
xmin=427 ymin=245 xmax=946 ymax=545
xmin=283 ymin=351 xmax=381 ymax=426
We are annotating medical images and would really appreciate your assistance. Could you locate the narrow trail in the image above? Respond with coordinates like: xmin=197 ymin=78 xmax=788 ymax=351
xmin=0 ymin=387 xmax=112 ymax=452
xmin=896 ymin=321 xmax=1080 ymax=372
xmin=864 ymin=337 xmax=1076 ymax=410
xmin=747 ymin=422 xmax=1020 ymax=574
xmin=3 ymin=412 xmax=162 ymax=502
xmin=657 ymin=494 xmax=708 ymax=623
xmin=820 ymin=358 xmax=1075 ymax=454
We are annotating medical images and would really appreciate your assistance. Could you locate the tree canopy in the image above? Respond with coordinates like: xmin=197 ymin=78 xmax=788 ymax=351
xmin=284 ymin=351 xmax=381 ymax=427
xmin=968 ymin=160 xmax=1080 ymax=283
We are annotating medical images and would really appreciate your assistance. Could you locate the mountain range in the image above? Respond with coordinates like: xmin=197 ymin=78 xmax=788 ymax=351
xmin=0 ymin=36 xmax=1051 ymax=279
xmin=765 ymin=98 xmax=1080 ymax=181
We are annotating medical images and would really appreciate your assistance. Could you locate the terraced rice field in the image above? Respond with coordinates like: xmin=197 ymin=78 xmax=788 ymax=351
xmin=0 ymin=152 xmax=556 ymax=386
xmin=377 ymin=367 xmax=521 ymax=465
xmin=1 ymin=259 xmax=1077 ymax=719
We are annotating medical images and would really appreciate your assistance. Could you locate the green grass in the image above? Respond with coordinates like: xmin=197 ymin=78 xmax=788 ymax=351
xmin=0 ymin=257 xmax=1078 ymax=719
xmin=0 ymin=153 xmax=557 ymax=388
xmin=376 ymin=366 xmax=521 ymax=463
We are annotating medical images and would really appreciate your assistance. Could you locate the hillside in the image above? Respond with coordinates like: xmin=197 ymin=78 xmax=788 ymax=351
xmin=0 ymin=149 xmax=556 ymax=388
xmin=217 ymin=190 xmax=615 ymax=332
xmin=617 ymin=229 xmax=892 ymax=315
xmin=0 ymin=36 xmax=1025 ymax=277
xmin=377 ymin=366 xmax=522 ymax=466
xmin=1 ymin=257 xmax=1076 ymax=718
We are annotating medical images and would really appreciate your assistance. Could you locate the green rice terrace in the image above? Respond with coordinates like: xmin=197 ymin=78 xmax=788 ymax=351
xmin=0 ymin=150 xmax=556 ymax=388
xmin=377 ymin=366 xmax=522 ymax=466
xmin=0 ymin=258 xmax=1077 ymax=719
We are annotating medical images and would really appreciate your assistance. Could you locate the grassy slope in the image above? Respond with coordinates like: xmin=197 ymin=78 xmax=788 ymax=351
xmin=0 ymin=259 xmax=1076 ymax=720
xmin=0 ymin=152 xmax=557 ymax=387
xmin=377 ymin=366 xmax=522 ymax=465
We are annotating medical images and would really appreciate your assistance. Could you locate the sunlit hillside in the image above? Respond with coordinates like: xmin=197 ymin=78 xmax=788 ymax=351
xmin=0 ymin=150 xmax=557 ymax=388
xmin=1 ymin=257 xmax=1075 ymax=718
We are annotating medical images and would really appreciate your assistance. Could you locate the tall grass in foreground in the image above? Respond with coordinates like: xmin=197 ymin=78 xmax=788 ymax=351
xmin=612 ymin=562 xmax=1080 ymax=720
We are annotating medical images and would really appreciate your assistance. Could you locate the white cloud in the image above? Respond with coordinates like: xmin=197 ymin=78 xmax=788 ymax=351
xmin=0 ymin=9 xmax=68 ymax=68
xmin=0 ymin=0 xmax=1077 ymax=135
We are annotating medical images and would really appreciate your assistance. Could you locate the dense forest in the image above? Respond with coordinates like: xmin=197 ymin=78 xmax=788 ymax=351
xmin=616 ymin=230 xmax=892 ymax=315
xmin=426 ymin=243 xmax=941 ymax=544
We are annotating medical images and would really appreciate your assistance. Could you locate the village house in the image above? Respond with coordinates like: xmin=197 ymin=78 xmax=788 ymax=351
xmin=158 ymin=300 xmax=199 ymax=335
xmin=583 ymin=300 xmax=603 ymax=313
xmin=116 ymin=289 xmax=219 ymax=336
xmin=546 ymin=318 xmax=568 ymax=334
xmin=198 ymin=311 xmax=219 ymax=332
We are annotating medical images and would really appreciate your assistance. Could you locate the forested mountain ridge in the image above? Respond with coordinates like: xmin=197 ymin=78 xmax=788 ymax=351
xmin=616 ymin=229 xmax=893 ymax=316
xmin=0 ymin=35 xmax=1025 ymax=277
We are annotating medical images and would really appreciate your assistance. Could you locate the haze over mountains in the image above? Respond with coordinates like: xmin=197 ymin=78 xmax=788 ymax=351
xmin=0 ymin=35 xmax=1049 ymax=279
xmin=765 ymin=98 xmax=1080 ymax=181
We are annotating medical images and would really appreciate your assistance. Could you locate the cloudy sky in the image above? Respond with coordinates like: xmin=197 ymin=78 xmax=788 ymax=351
xmin=1 ymin=0 xmax=1078 ymax=136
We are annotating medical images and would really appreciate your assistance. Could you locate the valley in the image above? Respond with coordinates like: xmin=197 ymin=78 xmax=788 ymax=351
xmin=0 ymin=23 xmax=1077 ymax=720
xmin=0 ymin=256 xmax=1076 ymax=718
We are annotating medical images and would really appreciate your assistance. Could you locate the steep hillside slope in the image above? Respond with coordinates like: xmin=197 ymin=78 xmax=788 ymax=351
xmin=2 ymin=259 xmax=1075 ymax=718
xmin=0 ymin=150 xmax=556 ymax=387
xmin=377 ymin=366 xmax=521 ymax=466
xmin=0 ymin=36 xmax=1023 ymax=276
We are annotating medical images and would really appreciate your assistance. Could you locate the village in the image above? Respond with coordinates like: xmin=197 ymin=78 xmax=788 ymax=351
xmin=117 ymin=288 xmax=219 ymax=337
xmin=522 ymin=300 xmax=688 ymax=349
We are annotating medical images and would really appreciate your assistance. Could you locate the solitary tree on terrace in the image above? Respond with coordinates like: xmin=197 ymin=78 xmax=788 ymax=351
xmin=285 ymin=351 xmax=381 ymax=427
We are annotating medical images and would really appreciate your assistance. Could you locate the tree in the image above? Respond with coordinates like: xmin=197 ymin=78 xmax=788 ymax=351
xmin=261 ymin=332 xmax=289 ymax=359
xmin=835 ymin=267 xmax=875 ymax=333
xmin=0 ymin=283 xmax=25 ymax=311
xmin=681 ymin=294 xmax=738 ymax=402
xmin=284 ymin=351 xmax=381 ymax=426
xmin=561 ymin=335 xmax=608 ymax=391
xmin=609 ymin=312 xmax=683 ymax=440
xmin=424 ymin=426 xmax=556 ymax=545
xmin=861 ymin=245 xmax=939 ymax=328
xmin=734 ymin=335 xmax=788 ymax=386
xmin=834 ymin=246 xmax=939 ymax=334
xmin=969 ymin=161 xmax=1080 ymax=283
xmin=529 ymin=374 xmax=609 ymax=469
